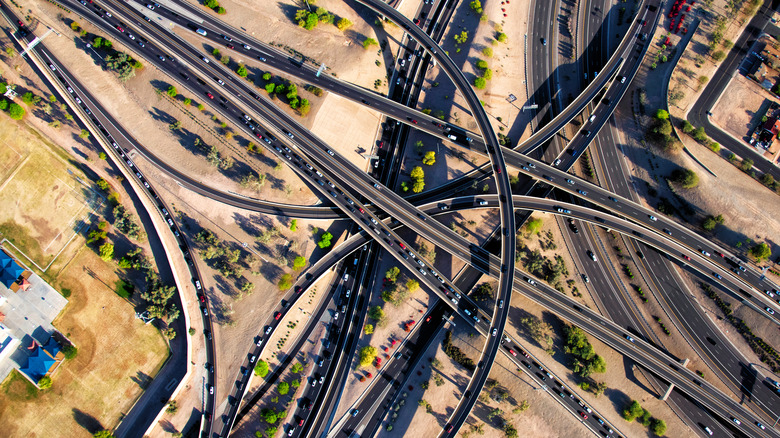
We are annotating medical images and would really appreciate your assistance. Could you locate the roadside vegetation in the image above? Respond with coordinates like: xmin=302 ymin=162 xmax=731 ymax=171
xmin=67 ymin=22 xmax=142 ymax=81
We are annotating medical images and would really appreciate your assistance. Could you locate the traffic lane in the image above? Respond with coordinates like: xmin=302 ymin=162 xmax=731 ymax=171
xmin=122 ymin=0 xmax=487 ymax=147
xmin=505 ymin=149 xmax=780 ymax=314
xmin=56 ymin=0 xmax=344 ymax=219
xmin=340 ymin=304 xmax=447 ymax=434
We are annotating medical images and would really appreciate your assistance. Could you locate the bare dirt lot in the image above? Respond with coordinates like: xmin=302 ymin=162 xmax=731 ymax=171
xmin=0 ymin=248 xmax=168 ymax=438
xmin=710 ymin=74 xmax=776 ymax=145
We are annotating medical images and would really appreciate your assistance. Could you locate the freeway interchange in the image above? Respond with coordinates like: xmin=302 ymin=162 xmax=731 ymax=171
xmin=9 ymin=0 xmax=780 ymax=437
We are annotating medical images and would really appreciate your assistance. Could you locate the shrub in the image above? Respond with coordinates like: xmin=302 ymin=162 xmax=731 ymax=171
xmin=278 ymin=273 xmax=293 ymax=290
xmin=681 ymin=120 xmax=694 ymax=133
xmin=750 ymin=242 xmax=771 ymax=261
xmin=692 ymin=127 xmax=707 ymax=143
xmin=166 ymin=85 xmax=177 ymax=98
xmin=254 ymin=360 xmax=269 ymax=377
xmin=474 ymin=77 xmax=486 ymax=89
xmin=622 ymin=400 xmax=644 ymax=421
xmin=8 ymin=103 xmax=24 ymax=120
xmin=336 ymin=18 xmax=353 ymax=31
xmin=363 ymin=38 xmax=379 ymax=49
xmin=655 ymin=109 xmax=669 ymax=120
xmin=38 ymin=376 xmax=52 ymax=389
xmin=476 ymin=59 xmax=488 ymax=70
xmin=496 ymin=32 xmax=507 ymax=43
xmin=359 ymin=346 xmax=378 ymax=367
xmin=482 ymin=47 xmax=493 ymax=57
xmin=671 ymin=168 xmax=699 ymax=188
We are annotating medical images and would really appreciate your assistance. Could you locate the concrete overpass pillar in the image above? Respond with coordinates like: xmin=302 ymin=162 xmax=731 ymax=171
xmin=659 ymin=359 xmax=689 ymax=401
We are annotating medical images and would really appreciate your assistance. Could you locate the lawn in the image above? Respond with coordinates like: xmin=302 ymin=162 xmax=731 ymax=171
xmin=0 ymin=249 xmax=168 ymax=438
xmin=0 ymin=120 xmax=99 ymax=269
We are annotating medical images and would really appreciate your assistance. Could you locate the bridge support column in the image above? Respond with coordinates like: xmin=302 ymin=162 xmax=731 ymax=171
xmin=659 ymin=359 xmax=689 ymax=401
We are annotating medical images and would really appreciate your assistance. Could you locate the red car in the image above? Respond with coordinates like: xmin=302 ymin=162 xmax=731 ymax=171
xmin=580 ymin=411 xmax=588 ymax=419
xmin=716 ymin=252 xmax=725 ymax=257
xmin=116 ymin=25 xmax=124 ymax=32
xmin=206 ymin=92 xmax=214 ymax=99
xmin=199 ymin=294 xmax=206 ymax=303
xmin=358 ymin=207 xmax=365 ymax=214
xmin=508 ymin=349 xmax=517 ymax=357
xmin=682 ymin=255 xmax=691 ymax=261
xmin=274 ymin=312 xmax=281 ymax=320
xmin=295 ymin=286 xmax=303 ymax=293
xmin=226 ymin=43 xmax=235 ymax=49
xmin=298 ymin=418 xmax=304 ymax=426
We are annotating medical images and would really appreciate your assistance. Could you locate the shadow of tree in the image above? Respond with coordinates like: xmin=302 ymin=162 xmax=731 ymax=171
xmin=71 ymin=408 xmax=103 ymax=434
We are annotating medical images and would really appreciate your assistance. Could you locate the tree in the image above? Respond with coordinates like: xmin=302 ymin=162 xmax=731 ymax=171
xmin=99 ymin=242 xmax=114 ymax=261
xmin=474 ymin=77 xmax=487 ymax=89
xmin=692 ymin=127 xmax=708 ymax=143
xmin=712 ymin=50 xmax=726 ymax=61
xmin=8 ymin=103 xmax=24 ymax=120
xmin=278 ymin=273 xmax=293 ymax=290
xmin=410 ymin=166 xmax=425 ymax=192
xmin=406 ymin=279 xmax=419 ymax=292
xmin=93 ymin=432 xmax=116 ymax=438
xmin=169 ymin=120 xmax=182 ymax=130
xmin=622 ymin=400 xmax=644 ymax=421
xmin=525 ymin=216 xmax=543 ymax=234
xmin=364 ymin=324 xmax=374 ymax=334
xmin=62 ymin=344 xmax=78 ymax=359
xmin=254 ymin=360 xmax=270 ymax=377
xmin=291 ymin=362 xmax=304 ymax=373
xmin=318 ymin=232 xmax=333 ymax=248
xmin=293 ymin=256 xmax=306 ymax=269
xmin=336 ymin=18 xmax=353 ymax=31
xmin=236 ymin=64 xmax=248 ymax=78
xmin=761 ymin=173 xmax=775 ymax=186
xmin=671 ymin=168 xmax=699 ymax=188
xmin=166 ymin=400 xmax=178 ymax=414
xmin=476 ymin=59 xmax=489 ymax=70
xmin=482 ymin=46 xmax=493 ymax=57
xmin=422 ymin=151 xmax=436 ymax=165
xmin=681 ymin=120 xmax=694 ymax=133
xmin=740 ymin=158 xmax=754 ymax=172
xmin=470 ymin=0 xmax=483 ymax=13
xmin=483 ymin=69 xmax=493 ymax=80
xmin=289 ymin=219 xmax=298 ymax=231
xmin=265 ymin=83 xmax=276 ymax=94
xmin=472 ymin=282 xmax=494 ymax=301
xmin=166 ymin=85 xmax=178 ymax=98
xmin=363 ymin=38 xmax=379 ymax=49
xmin=454 ymin=31 xmax=469 ymax=44
xmin=359 ymin=346 xmax=378 ymax=366
xmin=277 ymin=381 xmax=289 ymax=395
xmin=38 ymin=375 xmax=52 ymax=389
xmin=702 ymin=214 xmax=724 ymax=231
xmin=368 ymin=305 xmax=385 ymax=322
xmin=654 ymin=109 xmax=669 ymax=120
xmin=385 ymin=266 xmax=401 ymax=282
xmin=260 ymin=407 xmax=278 ymax=424
xmin=651 ymin=418 xmax=667 ymax=436
xmin=750 ymin=242 xmax=771 ymax=261
xmin=496 ymin=32 xmax=508 ymax=43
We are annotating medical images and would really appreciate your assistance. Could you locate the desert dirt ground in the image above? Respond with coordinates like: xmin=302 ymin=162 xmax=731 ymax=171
xmin=710 ymin=73 xmax=776 ymax=144
xmin=666 ymin=0 xmax=756 ymax=115
xmin=187 ymin=0 xmax=397 ymax=91
xmin=0 ymin=248 xmax=168 ymax=438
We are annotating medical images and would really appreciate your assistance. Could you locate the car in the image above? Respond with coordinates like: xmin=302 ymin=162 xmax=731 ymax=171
xmin=704 ymin=426 xmax=713 ymax=435
xmin=553 ymin=158 xmax=561 ymax=166
xmin=577 ymin=189 xmax=587 ymax=196
xmin=157 ymin=54 xmax=166 ymax=62
xmin=756 ymin=422 xmax=766 ymax=430
xmin=209 ymin=385 xmax=214 ymax=394
xmin=206 ymin=92 xmax=214 ymax=99
xmin=565 ymin=178 xmax=575 ymax=185
xmin=581 ymin=129 xmax=591 ymax=137
xmin=579 ymin=411 xmax=588 ymax=420
xmin=766 ymin=290 xmax=776 ymax=298
xmin=700 ymin=250 xmax=711 ymax=257
xmin=274 ymin=312 xmax=282 ymax=320
xmin=440 ymin=204 xmax=449 ymax=210
xmin=731 ymin=417 xmax=741 ymax=425
xmin=682 ymin=254 xmax=691 ymax=261
xmin=204 ymin=330 xmax=212 ymax=340
xmin=766 ymin=307 xmax=775 ymax=315
xmin=508 ymin=349 xmax=517 ymax=356
xmin=583 ymin=274 xmax=589 ymax=283
xmin=351 ymin=408 xmax=360 ymax=417
xmin=663 ymin=228 xmax=672 ymax=235
xmin=541 ymin=38 xmax=547 ymax=45
xmin=226 ymin=43 xmax=235 ymax=49
xmin=116 ymin=25 xmax=124 ymax=32
xmin=243 ymin=44 xmax=251 ymax=50
xmin=625 ymin=335 xmax=634 ymax=342
xmin=587 ymin=250 xmax=597 ymax=262
xmin=716 ymin=251 xmax=725 ymax=257
xmin=201 ymin=56 xmax=210 ymax=63
xmin=265 ymin=326 xmax=272 ymax=334
xmin=287 ymin=427 xmax=295 ymax=436
xmin=648 ymin=215 xmax=657 ymax=221
xmin=713 ymin=272 xmax=722 ymax=280
xmin=525 ymin=276 xmax=536 ymax=285
xmin=498 ymin=299 xmax=504 ymax=308
xmin=492 ymin=328 xmax=498 ymax=336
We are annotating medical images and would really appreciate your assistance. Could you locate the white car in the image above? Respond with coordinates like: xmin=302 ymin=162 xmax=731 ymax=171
xmin=648 ymin=215 xmax=658 ymax=221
